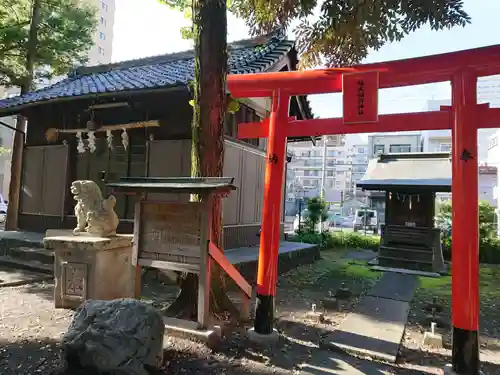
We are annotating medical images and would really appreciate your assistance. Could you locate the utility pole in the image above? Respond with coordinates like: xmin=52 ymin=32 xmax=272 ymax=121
xmin=320 ymin=135 xmax=327 ymax=199
xmin=5 ymin=0 xmax=42 ymax=230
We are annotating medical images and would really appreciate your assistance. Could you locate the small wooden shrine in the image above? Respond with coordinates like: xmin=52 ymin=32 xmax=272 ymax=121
xmin=107 ymin=177 xmax=252 ymax=330
xmin=357 ymin=152 xmax=450 ymax=273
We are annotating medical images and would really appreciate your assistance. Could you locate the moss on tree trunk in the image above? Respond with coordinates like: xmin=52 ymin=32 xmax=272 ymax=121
xmin=166 ymin=0 xmax=239 ymax=320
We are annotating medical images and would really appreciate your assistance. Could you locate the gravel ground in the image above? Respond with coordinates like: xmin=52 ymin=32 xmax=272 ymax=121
xmin=3 ymin=251 xmax=498 ymax=375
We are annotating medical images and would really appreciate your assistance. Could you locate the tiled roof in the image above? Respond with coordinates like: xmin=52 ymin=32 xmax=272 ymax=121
xmin=0 ymin=30 xmax=294 ymax=114
xmin=357 ymin=152 xmax=452 ymax=192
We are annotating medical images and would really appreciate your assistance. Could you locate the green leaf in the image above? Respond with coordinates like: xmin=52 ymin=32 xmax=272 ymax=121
xmin=230 ymin=0 xmax=470 ymax=68
xmin=188 ymin=99 xmax=195 ymax=107
xmin=180 ymin=25 xmax=194 ymax=40
xmin=0 ymin=0 xmax=98 ymax=87
xmin=157 ymin=0 xmax=189 ymax=11
xmin=227 ymin=99 xmax=240 ymax=114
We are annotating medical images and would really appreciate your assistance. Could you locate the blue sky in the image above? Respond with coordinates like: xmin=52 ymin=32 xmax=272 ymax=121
xmin=111 ymin=0 xmax=500 ymax=124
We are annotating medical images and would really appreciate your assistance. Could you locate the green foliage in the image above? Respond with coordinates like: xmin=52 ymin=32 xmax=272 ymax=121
xmin=293 ymin=230 xmax=380 ymax=251
xmin=158 ymin=0 xmax=190 ymax=11
xmin=229 ymin=0 xmax=470 ymax=68
xmin=0 ymin=0 xmax=97 ymax=88
xmin=437 ymin=200 xmax=500 ymax=264
xmin=303 ymin=196 xmax=328 ymax=232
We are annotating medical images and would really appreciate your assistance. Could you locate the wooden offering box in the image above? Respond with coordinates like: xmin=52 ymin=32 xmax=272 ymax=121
xmin=107 ymin=177 xmax=237 ymax=328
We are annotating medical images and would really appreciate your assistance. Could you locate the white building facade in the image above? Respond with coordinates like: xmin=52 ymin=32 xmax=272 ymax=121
xmin=367 ymin=132 xmax=422 ymax=157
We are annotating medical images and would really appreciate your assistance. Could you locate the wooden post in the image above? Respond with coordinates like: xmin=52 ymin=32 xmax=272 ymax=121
xmin=197 ymin=195 xmax=211 ymax=328
xmin=133 ymin=201 xmax=142 ymax=299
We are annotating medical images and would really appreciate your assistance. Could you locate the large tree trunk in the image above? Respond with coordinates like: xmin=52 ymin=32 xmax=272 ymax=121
xmin=165 ymin=0 xmax=238 ymax=320
xmin=5 ymin=0 xmax=42 ymax=230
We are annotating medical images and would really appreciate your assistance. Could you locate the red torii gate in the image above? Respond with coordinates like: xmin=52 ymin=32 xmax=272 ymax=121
xmin=228 ymin=44 xmax=500 ymax=375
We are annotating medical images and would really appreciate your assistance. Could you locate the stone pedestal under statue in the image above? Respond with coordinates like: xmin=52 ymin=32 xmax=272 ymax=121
xmin=44 ymin=229 xmax=134 ymax=309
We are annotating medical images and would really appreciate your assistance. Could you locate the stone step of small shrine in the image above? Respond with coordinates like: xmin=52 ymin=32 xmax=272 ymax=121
xmin=0 ymin=231 xmax=321 ymax=280
xmin=379 ymin=244 xmax=434 ymax=272
xmin=380 ymin=245 xmax=433 ymax=263
xmin=0 ymin=231 xmax=53 ymax=274
xmin=378 ymin=254 xmax=433 ymax=273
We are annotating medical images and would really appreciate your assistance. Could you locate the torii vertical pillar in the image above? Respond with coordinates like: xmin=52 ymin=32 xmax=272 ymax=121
xmin=250 ymin=90 xmax=289 ymax=339
xmin=451 ymin=69 xmax=480 ymax=374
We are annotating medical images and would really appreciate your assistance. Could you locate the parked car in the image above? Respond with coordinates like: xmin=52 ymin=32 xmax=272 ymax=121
xmin=0 ymin=194 xmax=8 ymax=224
xmin=353 ymin=208 xmax=378 ymax=234
xmin=328 ymin=212 xmax=344 ymax=227
xmin=342 ymin=215 xmax=354 ymax=228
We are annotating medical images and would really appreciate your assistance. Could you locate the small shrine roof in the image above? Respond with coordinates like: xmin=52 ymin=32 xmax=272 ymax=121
xmin=357 ymin=152 xmax=452 ymax=192
xmin=107 ymin=177 xmax=236 ymax=195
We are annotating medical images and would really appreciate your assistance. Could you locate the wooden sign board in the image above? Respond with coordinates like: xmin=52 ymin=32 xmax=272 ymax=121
xmin=342 ymin=71 xmax=379 ymax=124
xmin=134 ymin=201 xmax=208 ymax=273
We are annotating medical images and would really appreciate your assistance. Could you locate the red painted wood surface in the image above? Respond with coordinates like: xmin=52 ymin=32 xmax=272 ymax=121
xmin=451 ymin=70 xmax=479 ymax=332
xmin=236 ymin=105 xmax=499 ymax=139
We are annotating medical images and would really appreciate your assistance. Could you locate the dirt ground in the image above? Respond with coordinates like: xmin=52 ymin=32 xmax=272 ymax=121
xmin=401 ymin=265 xmax=500 ymax=374
xmin=1 ymin=249 xmax=500 ymax=374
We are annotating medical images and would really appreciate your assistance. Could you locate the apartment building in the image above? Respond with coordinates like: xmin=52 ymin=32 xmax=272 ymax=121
xmin=424 ymin=99 xmax=495 ymax=162
xmin=0 ymin=0 xmax=116 ymax=198
xmin=88 ymin=0 xmax=116 ymax=66
xmin=367 ymin=132 xmax=422 ymax=157
xmin=286 ymin=135 xmax=349 ymax=200
xmin=349 ymin=143 xmax=369 ymax=189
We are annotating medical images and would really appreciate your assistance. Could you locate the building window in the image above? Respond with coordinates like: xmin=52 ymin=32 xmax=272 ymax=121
xmin=100 ymin=16 xmax=106 ymax=26
xmin=327 ymin=150 xmax=335 ymax=156
xmin=304 ymin=170 xmax=310 ymax=177
xmin=327 ymin=170 xmax=334 ymax=177
xmin=439 ymin=143 xmax=452 ymax=152
xmin=98 ymin=47 xmax=105 ymax=55
xmin=389 ymin=144 xmax=411 ymax=153
xmin=374 ymin=144 xmax=385 ymax=155
xmin=358 ymin=147 xmax=365 ymax=153
xmin=99 ymin=32 xmax=106 ymax=40
xmin=303 ymin=180 xmax=311 ymax=186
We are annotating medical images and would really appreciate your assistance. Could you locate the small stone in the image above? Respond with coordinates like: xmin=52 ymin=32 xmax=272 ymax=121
xmin=305 ymin=311 xmax=324 ymax=323
xmin=422 ymin=330 xmax=443 ymax=348
xmin=61 ymin=299 xmax=164 ymax=375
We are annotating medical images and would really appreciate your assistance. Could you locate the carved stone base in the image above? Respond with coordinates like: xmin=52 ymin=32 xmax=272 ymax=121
xmin=44 ymin=229 xmax=134 ymax=309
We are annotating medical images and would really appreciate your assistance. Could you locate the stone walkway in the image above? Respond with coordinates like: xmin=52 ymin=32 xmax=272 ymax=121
xmin=321 ymin=272 xmax=419 ymax=363
xmin=225 ymin=241 xmax=318 ymax=264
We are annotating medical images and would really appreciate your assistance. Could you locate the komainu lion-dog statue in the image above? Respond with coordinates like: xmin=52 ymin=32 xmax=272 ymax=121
xmin=71 ymin=180 xmax=119 ymax=237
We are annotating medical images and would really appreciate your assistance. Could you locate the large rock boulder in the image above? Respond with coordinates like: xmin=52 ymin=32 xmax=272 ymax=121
xmin=61 ymin=299 xmax=164 ymax=375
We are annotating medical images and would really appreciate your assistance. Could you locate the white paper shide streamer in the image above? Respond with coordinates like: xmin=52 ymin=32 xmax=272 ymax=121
xmin=76 ymin=132 xmax=85 ymax=154
xmin=121 ymin=128 xmax=129 ymax=150
xmin=106 ymin=130 xmax=114 ymax=150
xmin=88 ymin=131 xmax=96 ymax=153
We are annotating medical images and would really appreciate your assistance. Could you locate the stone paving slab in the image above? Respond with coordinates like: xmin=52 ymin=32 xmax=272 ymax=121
xmin=224 ymin=241 xmax=317 ymax=264
xmin=0 ymin=266 xmax=52 ymax=287
xmin=298 ymin=350 xmax=423 ymax=375
xmin=320 ymin=296 xmax=410 ymax=363
xmin=367 ymin=272 xmax=418 ymax=302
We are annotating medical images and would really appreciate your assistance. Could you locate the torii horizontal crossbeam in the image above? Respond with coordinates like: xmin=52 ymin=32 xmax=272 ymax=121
xmin=228 ymin=44 xmax=500 ymax=98
xmin=237 ymin=104 xmax=498 ymax=139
